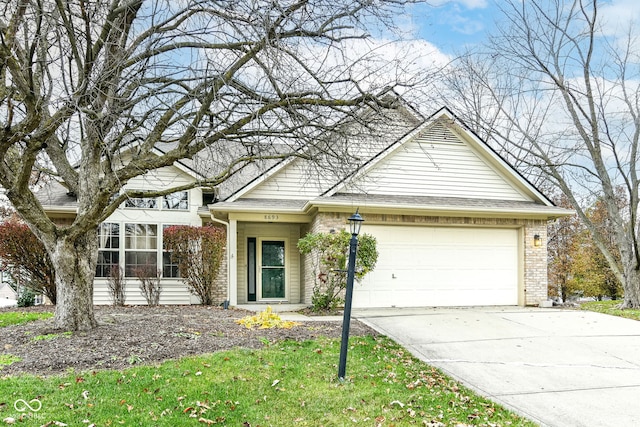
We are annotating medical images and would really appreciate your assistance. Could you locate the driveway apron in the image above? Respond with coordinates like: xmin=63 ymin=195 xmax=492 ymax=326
xmin=355 ymin=307 xmax=640 ymax=427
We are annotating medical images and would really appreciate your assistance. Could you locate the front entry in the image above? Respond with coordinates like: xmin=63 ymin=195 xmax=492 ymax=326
xmin=248 ymin=237 xmax=286 ymax=301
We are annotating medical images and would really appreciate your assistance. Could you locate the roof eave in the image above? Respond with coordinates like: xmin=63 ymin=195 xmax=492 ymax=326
xmin=307 ymin=199 xmax=575 ymax=220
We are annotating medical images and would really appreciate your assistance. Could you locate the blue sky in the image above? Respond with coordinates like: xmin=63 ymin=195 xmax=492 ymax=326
xmin=410 ymin=0 xmax=499 ymax=54
xmin=409 ymin=0 xmax=640 ymax=56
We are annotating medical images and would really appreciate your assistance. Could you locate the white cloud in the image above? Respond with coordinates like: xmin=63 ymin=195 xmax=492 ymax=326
xmin=428 ymin=0 xmax=488 ymax=9
xmin=599 ymin=0 xmax=640 ymax=36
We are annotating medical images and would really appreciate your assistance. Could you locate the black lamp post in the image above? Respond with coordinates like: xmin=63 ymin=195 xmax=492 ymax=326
xmin=338 ymin=209 xmax=364 ymax=380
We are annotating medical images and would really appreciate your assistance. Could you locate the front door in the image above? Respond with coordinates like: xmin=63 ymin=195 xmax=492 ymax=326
xmin=259 ymin=240 xmax=286 ymax=299
xmin=247 ymin=238 xmax=257 ymax=302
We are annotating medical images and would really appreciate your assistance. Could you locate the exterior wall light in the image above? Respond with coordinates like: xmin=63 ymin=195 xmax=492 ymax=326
xmin=534 ymin=234 xmax=542 ymax=247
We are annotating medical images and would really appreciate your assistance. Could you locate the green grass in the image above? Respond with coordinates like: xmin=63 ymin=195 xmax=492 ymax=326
xmin=31 ymin=331 xmax=73 ymax=341
xmin=0 ymin=311 xmax=53 ymax=327
xmin=0 ymin=354 xmax=21 ymax=369
xmin=0 ymin=336 xmax=535 ymax=426
xmin=580 ymin=300 xmax=640 ymax=320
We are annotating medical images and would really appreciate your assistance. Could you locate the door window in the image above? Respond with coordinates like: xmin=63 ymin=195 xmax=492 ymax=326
xmin=260 ymin=240 xmax=285 ymax=299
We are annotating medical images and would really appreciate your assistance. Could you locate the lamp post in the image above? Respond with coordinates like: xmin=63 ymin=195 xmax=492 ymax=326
xmin=338 ymin=209 xmax=364 ymax=380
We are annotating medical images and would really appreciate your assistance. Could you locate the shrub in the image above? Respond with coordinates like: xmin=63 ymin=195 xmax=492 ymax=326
xmin=0 ymin=219 xmax=56 ymax=304
xmin=107 ymin=265 xmax=126 ymax=306
xmin=17 ymin=289 xmax=36 ymax=307
xmin=298 ymin=230 xmax=378 ymax=312
xmin=163 ymin=225 xmax=226 ymax=305
xmin=135 ymin=266 xmax=162 ymax=306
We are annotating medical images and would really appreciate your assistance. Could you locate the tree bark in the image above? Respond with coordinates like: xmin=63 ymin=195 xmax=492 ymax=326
xmin=50 ymin=232 xmax=99 ymax=331
xmin=622 ymin=265 xmax=640 ymax=309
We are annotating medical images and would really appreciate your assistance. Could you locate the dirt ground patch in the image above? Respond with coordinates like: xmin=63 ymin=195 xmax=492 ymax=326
xmin=1 ymin=305 xmax=377 ymax=377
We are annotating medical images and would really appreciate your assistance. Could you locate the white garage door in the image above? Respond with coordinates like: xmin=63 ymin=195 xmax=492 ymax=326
xmin=353 ymin=226 xmax=519 ymax=308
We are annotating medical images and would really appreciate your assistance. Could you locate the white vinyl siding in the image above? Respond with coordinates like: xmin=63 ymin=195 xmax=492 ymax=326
xmin=243 ymin=159 xmax=331 ymax=199
xmin=93 ymin=280 xmax=193 ymax=305
xmin=347 ymin=122 xmax=530 ymax=201
xmin=354 ymin=225 xmax=519 ymax=308
xmin=239 ymin=107 xmax=418 ymax=201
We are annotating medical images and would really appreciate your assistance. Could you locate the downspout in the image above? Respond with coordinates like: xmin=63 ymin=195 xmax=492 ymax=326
xmin=210 ymin=213 xmax=230 ymax=309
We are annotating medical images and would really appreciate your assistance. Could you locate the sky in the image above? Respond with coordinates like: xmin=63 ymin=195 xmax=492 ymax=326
xmin=410 ymin=0 xmax=640 ymax=56
xmin=410 ymin=0 xmax=499 ymax=55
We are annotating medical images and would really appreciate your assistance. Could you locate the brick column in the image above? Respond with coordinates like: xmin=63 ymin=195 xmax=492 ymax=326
xmin=524 ymin=221 xmax=548 ymax=305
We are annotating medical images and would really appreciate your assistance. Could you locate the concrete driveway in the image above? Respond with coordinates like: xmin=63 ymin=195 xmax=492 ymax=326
xmin=355 ymin=307 xmax=640 ymax=427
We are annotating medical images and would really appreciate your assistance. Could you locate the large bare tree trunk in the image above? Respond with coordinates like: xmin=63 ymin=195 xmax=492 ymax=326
xmin=50 ymin=233 xmax=99 ymax=330
xmin=622 ymin=263 xmax=640 ymax=309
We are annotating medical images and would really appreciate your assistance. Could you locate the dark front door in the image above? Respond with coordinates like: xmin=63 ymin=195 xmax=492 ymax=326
xmin=247 ymin=238 xmax=256 ymax=302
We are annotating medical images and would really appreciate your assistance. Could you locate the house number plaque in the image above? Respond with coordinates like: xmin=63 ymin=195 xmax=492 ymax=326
xmin=264 ymin=214 xmax=279 ymax=221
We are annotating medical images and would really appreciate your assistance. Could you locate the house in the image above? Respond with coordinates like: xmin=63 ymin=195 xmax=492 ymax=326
xmin=0 ymin=280 xmax=17 ymax=301
xmin=36 ymin=101 xmax=572 ymax=308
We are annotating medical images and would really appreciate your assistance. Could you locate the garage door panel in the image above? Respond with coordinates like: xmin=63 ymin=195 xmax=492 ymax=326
xmin=354 ymin=226 xmax=518 ymax=308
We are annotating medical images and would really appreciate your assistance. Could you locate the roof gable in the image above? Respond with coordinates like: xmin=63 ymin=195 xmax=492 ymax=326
xmin=222 ymin=104 xmax=554 ymax=208
xmin=325 ymin=108 xmax=551 ymax=205
xmin=230 ymin=102 xmax=421 ymax=201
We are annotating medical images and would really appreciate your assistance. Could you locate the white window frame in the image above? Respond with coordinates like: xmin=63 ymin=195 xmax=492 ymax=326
xmin=257 ymin=237 xmax=288 ymax=301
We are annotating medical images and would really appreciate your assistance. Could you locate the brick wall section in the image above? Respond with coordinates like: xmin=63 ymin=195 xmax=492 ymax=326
xmin=211 ymin=245 xmax=228 ymax=305
xmin=201 ymin=222 xmax=228 ymax=305
xmin=301 ymin=212 xmax=549 ymax=306
xmin=523 ymin=222 xmax=548 ymax=306
xmin=301 ymin=212 xmax=353 ymax=304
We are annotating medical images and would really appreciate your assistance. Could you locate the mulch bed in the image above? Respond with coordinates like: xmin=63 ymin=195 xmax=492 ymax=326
xmin=1 ymin=305 xmax=377 ymax=377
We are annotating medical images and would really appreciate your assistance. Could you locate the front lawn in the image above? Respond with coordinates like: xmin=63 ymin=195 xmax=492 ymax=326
xmin=580 ymin=300 xmax=640 ymax=321
xmin=0 ymin=336 xmax=534 ymax=426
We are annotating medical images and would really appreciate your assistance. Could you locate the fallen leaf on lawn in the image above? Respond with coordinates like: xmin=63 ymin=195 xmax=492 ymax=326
xmin=126 ymin=404 xmax=133 ymax=412
xmin=198 ymin=417 xmax=215 ymax=425
xmin=3 ymin=417 xmax=16 ymax=424
xmin=196 ymin=401 xmax=211 ymax=410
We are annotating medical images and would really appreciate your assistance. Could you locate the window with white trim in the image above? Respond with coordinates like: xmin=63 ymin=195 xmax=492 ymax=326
xmin=124 ymin=224 xmax=157 ymax=277
xmin=96 ymin=223 xmax=120 ymax=278
xmin=162 ymin=225 xmax=180 ymax=278
xmin=125 ymin=196 xmax=157 ymax=209
xmin=162 ymin=191 xmax=189 ymax=210
xmin=123 ymin=191 xmax=189 ymax=210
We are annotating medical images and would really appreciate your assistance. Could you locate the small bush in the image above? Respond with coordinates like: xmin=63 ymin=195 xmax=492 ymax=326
xmin=17 ymin=289 xmax=36 ymax=307
xmin=163 ymin=225 xmax=226 ymax=305
xmin=0 ymin=219 xmax=56 ymax=304
xmin=135 ymin=266 xmax=162 ymax=306
xmin=298 ymin=230 xmax=378 ymax=312
xmin=107 ymin=265 xmax=126 ymax=306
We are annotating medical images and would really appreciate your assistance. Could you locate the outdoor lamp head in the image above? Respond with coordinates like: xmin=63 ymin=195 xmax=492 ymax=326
xmin=348 ymin=209 xmax=364 ymax=236
xmin=533 ymin=234 xmax=542 ymax=247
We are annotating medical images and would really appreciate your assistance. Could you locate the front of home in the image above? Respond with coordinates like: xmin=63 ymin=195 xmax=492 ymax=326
xmin=37 ymin=102 xmax=572 ymax=309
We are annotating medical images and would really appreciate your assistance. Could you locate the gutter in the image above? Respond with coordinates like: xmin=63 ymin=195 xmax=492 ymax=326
xmin=210 ymin=212 xmax=230 ymax=309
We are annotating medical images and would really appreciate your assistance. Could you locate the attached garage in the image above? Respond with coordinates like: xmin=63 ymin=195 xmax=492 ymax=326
xmin=354 ymin=225 xmax=519 ymax=308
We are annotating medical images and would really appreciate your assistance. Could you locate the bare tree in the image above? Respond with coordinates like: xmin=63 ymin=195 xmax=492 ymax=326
xmin=445 ymin=0 xmax=640 ymax=308
xmin=0 ymin=0 xmax=423 ymax=330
